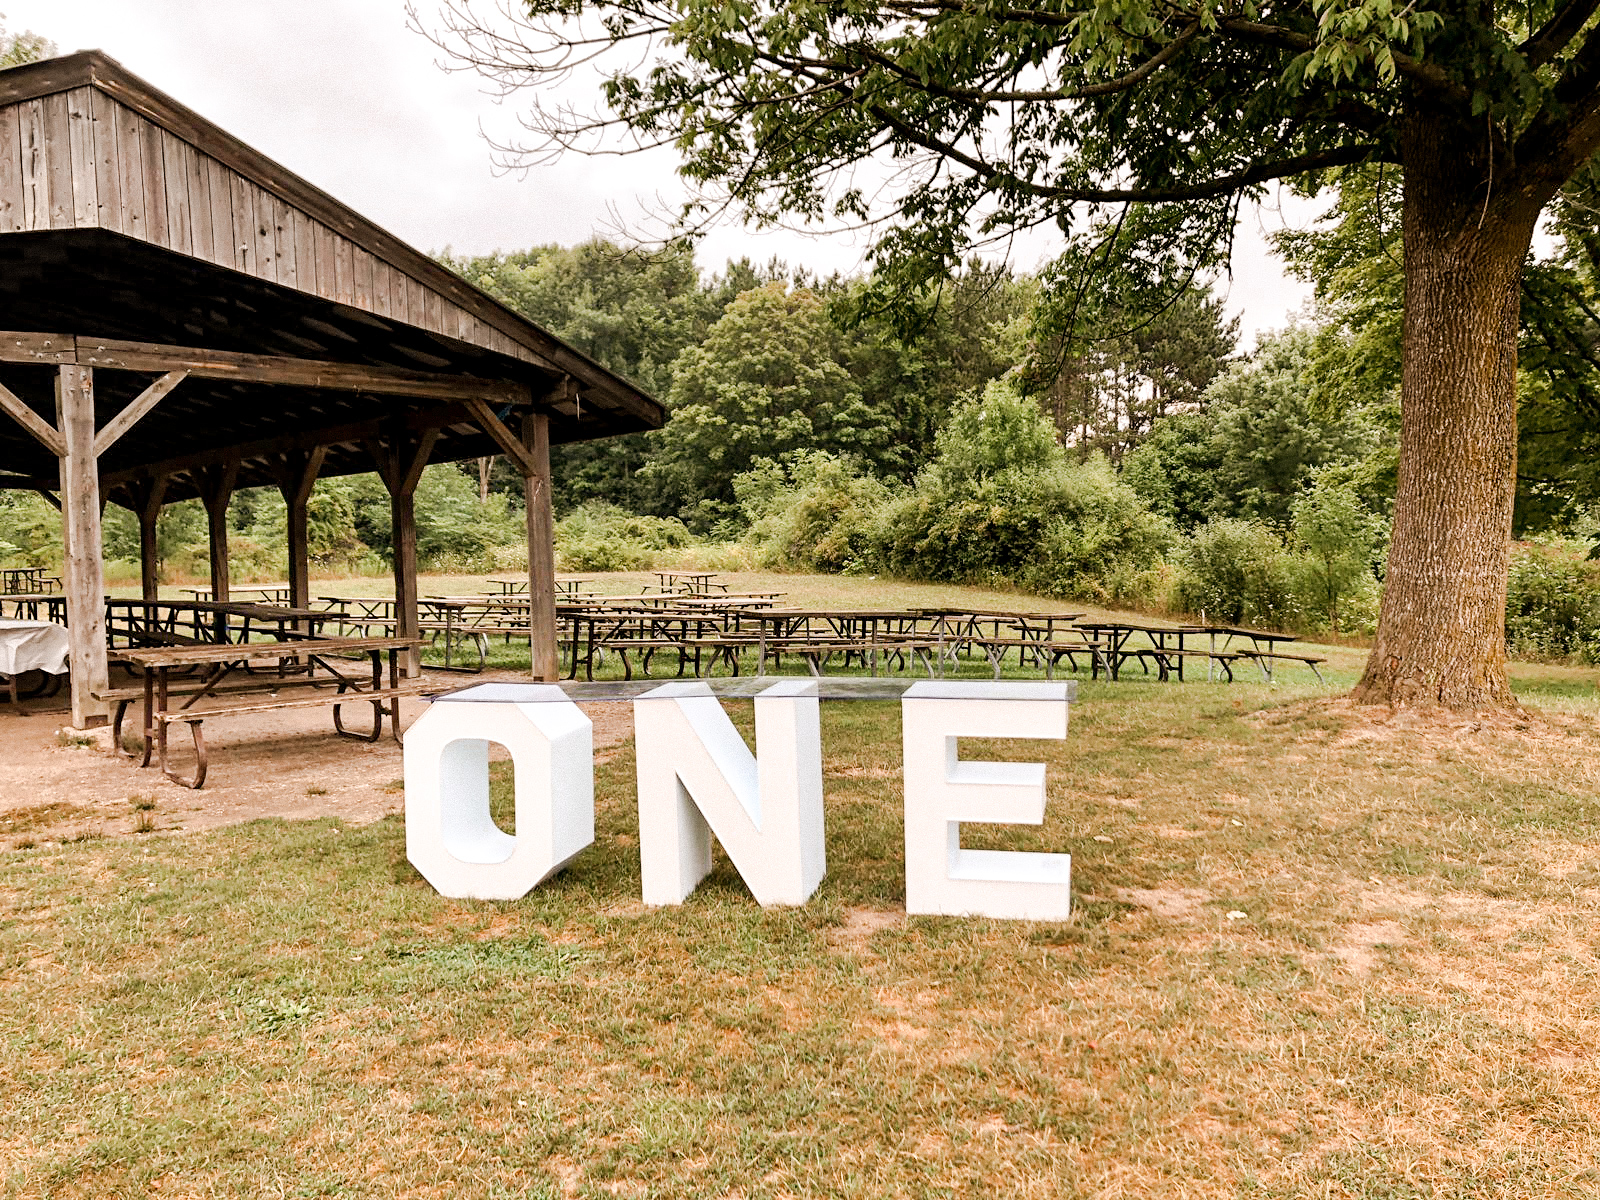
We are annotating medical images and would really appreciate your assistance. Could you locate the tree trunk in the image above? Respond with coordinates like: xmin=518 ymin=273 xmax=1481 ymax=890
xmin=1352 ymin=109 xmax=1545 ymax=709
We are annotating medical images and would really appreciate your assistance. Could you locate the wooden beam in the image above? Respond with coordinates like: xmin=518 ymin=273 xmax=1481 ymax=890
xmin=391 ymin=486 xmax=420 ymax=678
xmin=93 ymin=370 xmax=188 ymax=457
xmin=0 ymin=380 xmax=66 ymax=457
xmin=99 ymin=401 xmax=494 ymax=492
xmin=0 ymin=331 xmax=77 ymax=364
xmin=273 ymin=447 xmax=326 ymax=614
xmin=368 ymin=428 xmax=438 ymax=678
xmin=463 ymin=397 xmax=539 ymax=479
xmin=400 ymin=428 xmax=440 ymax=496
xmin=71 ymin=336 xmax=533 ymax=406
xmin=522 ymin=410 xmax=558 ymax=682
xmin=55 ymin=366 xmax=109 ymax=727
xmin=132 ymin=474 xmax=169 ymax=602
xmin=197 ymin=459 xmax=239 ymax=604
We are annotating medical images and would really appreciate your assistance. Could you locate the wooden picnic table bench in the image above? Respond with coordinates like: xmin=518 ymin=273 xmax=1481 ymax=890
xmin=957 ymin=635 xmax=1114 ymax=680
xmin=1179 ymin=625 xmax=1325 ymax=683
xmin=0 ymin=567 xmax=60 ymax=595
xmin=102 ymin=636 xmax=425 ymax=789
xmin=0 ymin=592 xmax=67 ymax=622
xmin=1234 ymin=649 xmax=1328 ymax=683
xmin=759 ymin=637 xmax=942 ymax=678
xmin=105 ymin=598 xmax=332 ymax=650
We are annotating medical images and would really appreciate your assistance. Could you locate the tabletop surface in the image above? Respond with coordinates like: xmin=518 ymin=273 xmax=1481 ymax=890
xmin=110 ymin=635 xmax=422 ymax=668
xmin=107 ymin=598 xmax=329 ymax=620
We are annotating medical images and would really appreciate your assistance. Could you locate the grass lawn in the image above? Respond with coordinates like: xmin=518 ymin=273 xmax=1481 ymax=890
xmin=6 ymin=575 xmax=1600 ymax=1196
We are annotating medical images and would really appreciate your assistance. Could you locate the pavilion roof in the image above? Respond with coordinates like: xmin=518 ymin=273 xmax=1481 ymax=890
xmin=0 ymin=51 xmax=663 ymax=504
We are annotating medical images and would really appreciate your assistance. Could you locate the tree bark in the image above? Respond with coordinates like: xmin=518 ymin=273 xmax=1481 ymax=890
xmin=1353 ymin=107 xmax=1545 ymax=709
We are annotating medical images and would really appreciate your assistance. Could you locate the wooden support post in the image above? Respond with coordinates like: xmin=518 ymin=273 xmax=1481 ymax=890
xmin=273 ymin=448 xmax=325 ymax=614
xmin=392 ymin=486 xmax=420 ymax=674
xmin=522 ymin=410 xmax=558 ymax=681
xmin=55 ymin=365 xmax=109 ymax=728
xmin=197 ymin=460 xmax=239 ymax=603
xmin=132 ymin=474 xmax=168 ymax=602
xmin=368 ymin=429 xmax=437 ymax=677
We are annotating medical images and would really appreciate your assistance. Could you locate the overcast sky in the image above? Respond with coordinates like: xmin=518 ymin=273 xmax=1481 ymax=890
xmin=4 ymin=0 xmax=1319 ymax=345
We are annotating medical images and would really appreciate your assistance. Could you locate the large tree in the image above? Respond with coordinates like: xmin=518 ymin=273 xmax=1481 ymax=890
xmin=429 ymin=0 xmax=1600 ymax=707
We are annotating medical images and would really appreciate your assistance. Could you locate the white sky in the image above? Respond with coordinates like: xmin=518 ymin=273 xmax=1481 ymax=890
xmin=3 ymin=0 xmax=1317 ymax=347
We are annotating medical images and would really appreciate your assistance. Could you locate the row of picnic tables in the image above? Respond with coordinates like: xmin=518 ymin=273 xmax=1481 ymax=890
xmin=306 ymin=585 xmax=1321 ymax=684
xmin=1 ymin=581 xmax=1326 ymax=789
xmin=4 ymin=583 xmax=1325 ymax=688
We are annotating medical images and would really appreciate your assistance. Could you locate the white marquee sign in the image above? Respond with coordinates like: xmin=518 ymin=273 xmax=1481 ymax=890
xmin=403 ymin=679 xmax=1074 ymax=920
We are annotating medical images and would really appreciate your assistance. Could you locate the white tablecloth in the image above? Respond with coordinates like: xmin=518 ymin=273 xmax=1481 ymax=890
xmin=0 ymin=619 xmax=70 ymax=676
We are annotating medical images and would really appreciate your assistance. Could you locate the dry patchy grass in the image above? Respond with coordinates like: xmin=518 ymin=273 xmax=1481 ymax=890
xmin=2 ymin=642 xmax=1600 ymax=1195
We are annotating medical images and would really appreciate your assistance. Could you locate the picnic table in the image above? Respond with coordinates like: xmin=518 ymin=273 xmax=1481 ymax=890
xmin=484 ymin=576 xmax=592 ymax=596
xmin=1071 ymin=621 xmax=1214 ymax=682
xmin=317 ymin=595 xmax=398 ymax=636
xmin=180 ymin=583 xmax=295 ymax=605
xmin=1181 ymin=625 xmax=1326 ymax=682
xmin=652 ymin=570 xmax=727 ymax=595
xmin=105 ymin=599 xmax=333 ymax=650
xmin=0 ymin=618 xmax=68 ymax=710
xmin=0 ymin=592 xmax=67 ymax=623
xmin=104 ymin=635 xmax=425 ymax=788
xmin=0 ymin=567 xmax=60 ymax=595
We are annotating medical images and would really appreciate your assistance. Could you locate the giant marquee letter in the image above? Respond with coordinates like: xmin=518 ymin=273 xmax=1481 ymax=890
xmin=633 ymin=679 xmax=824 ymax=907
xmin=901 ymin=681 xmax=1072 ymax=920
xmin=404 ymin=685 xmax=594 ymax=900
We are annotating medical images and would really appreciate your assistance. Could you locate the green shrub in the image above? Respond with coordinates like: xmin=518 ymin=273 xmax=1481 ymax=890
xmin=1289 ymin=478 xmax=1385 ymax=634
xmin=555 ymin=503 xmax=695 ymax=571
xmin=1505 ymin=541 xmax=1600 ymax=661
xmin=870 ymin=457 xmax=1173 ymax=601
xmin=1171 ymin=519 xmax=1300 ymax=628
xmin=0 ymin=492 xmax=61 ymax=569
xmin=737 ymin=453 xmax=890 ymax=573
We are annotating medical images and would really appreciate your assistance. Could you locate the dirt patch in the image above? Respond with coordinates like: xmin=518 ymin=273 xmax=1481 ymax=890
xmin=1332 ymin=919 xmax=1409 ymax=977
xmin=0 ymin=669 xmax=636 ymax=848
xmin=827 ymin=907 xmax=901 ymax=950
xmin=1251 ymin=695 xmax=1578 ymax=745
xmin=1112 ymin=886 xmax=1212 ymax=920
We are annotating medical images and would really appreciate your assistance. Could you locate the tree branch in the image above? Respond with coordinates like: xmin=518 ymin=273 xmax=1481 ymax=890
xmin=841 ymin=20 xmax=1200 ymax=103
xmin=1520 ymin=0 xmax=1600 ymax=70
xmin=1216 ymin=17 xmax=1472 ymax=106
xmin=867 ymin=97 xmax=1378 ymax=203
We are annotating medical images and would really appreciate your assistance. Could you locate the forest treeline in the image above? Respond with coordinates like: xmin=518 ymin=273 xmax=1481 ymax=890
xmin=3 ymin=224 xmax=1600 ymax=657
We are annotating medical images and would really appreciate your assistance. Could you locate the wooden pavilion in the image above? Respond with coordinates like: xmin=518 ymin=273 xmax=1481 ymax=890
xmin=0 ymin=51 xmax=663 ymax=727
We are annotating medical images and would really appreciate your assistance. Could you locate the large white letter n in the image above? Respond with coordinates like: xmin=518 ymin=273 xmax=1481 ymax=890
xmin=633 ymin=680 xmax=825 ymax=907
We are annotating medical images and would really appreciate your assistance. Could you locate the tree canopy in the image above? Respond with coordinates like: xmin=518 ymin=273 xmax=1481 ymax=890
xmin=427 ymin=0 xmax=1600 ymax=707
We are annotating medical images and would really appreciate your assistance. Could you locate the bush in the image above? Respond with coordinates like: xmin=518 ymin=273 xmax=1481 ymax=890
xmin=1505 ymin=540 xmax=1600 ymax=661
xmin=861 ymin=382 xmax=1172 ymax=598
xmin=1171 ymin=519 xmax=1300 ymax=628
xmin=737 ymin=453 xmax=890 ymax=573
xmin=555 ymin=503 xmax=695 ymax=571
xmin=1289 ymin=478 xmax=1384 ymax=634
xmin=871 ymin=458 xmax=1173 ymax=601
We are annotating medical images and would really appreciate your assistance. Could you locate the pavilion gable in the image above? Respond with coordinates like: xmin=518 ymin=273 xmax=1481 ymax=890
xmin=0 ymin=50 xmax=640 ymax=415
